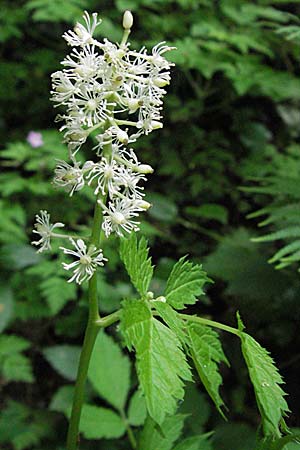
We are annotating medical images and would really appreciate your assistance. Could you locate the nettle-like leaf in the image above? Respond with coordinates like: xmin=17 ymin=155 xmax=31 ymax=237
xmin=153 ymin=301 xmax=187 ymax=344
xmin=139 ymin=414 xmax=186 ymax=450
xmin=187 ymin=323 xmax=229 ymax=418
xmin=119 ymin=233 xmax=153 ymax=297
xmin=238 ymin=315 xmax=289 ymax=438
xmin=165 ymin=256 xmax=210 ymax=309
xmin=120 ymin=299 xmax=192 ymax=425
xmin=88 ymin=330 xmax=131 ymax=411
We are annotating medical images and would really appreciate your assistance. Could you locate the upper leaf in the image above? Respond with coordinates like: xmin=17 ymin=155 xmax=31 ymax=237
xmin=239 ymin=330 xmax=289 ymax=438
xmin=139 ymin=414 xmax=186 ymax=450
xmin=165 ymin=256 xmax=210 ymax=309
xmin=120 ymin=299 xmax=192 ymax=424
xmin=187 ymin=323 xmax=229 ymax=418
xmin=119 ymin=233 xmax=153 ymax=297
xmin=88 ymin=330 xmax=131 ymax=411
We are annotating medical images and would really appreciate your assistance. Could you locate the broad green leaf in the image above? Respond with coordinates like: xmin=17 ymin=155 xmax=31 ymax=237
xmin=173 ymin=433 xmax=214 ymax=450
xmin=42 ymin=345 xmax=81 ymax=381
xmin=119 ymin=233 xmax=153 ymax=296
xmin=187 ymin=323 xmax=228 ymax=418
xmin=128 ymin=390 xmax=147 ymax=426
xmin=139 ymin=414 xmax=186 ymax=450
xmin=121 ymin=299 xmax=191 ymax=424
xmin=88 ymin=331 xmax=131 ymax=411
xmin=239 ymin=331 xmax=289 ymax=438
xmin=50 ymin=386 xmax=74 ymax=416
xmin=80 ymin=404 xmax=125 ymax=439
xmin=0 ymin=285 xmax=14 ymax=332
xmin=165 ymin=256 xmax=210 ymax=309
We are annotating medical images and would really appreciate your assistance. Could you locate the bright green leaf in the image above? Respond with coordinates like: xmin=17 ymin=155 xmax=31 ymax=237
xmin=121 ymin=299 xmax=191 ymax=424
xmin=239 ymin=330 xmax=289 ymax=438
xmin=165 ymin=256 xmax=210 ymax=309
xmin=187 ymin=323 xmax=228 ymax=418
xmin=119 ymin=233 xmax=153 ymax=297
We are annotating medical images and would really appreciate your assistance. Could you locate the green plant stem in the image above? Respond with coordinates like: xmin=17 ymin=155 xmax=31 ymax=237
xmin=120 ymin=409 xmax=137 ymax=449
xmin=180 ymin=314 xmax=240 ymax=337
xmin=95 ymin=310 xmax=121 ymax=328
xmin=67 ymin=122 xmax=113 ymax=450
xmin=66 ymin=197 xmax=104 ymax=450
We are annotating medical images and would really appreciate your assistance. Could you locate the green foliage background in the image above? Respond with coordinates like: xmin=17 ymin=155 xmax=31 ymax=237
xmin=1 ymin=0 xmax=300 ymax=448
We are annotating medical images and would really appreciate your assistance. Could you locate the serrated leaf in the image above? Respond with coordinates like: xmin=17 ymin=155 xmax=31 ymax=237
xmin=187 ymin=323 xmax=228 ymax=418
xmin=80 ymin=404 xmax=125 ymax=439
xmin=119 ymin=233 xmax=153 ymax=296
xmin=139 ymin=414 xmax=186 ymax=450
xmin=240 ymin=331 xmax=289 ymax=438
xmin=120 ymin=299 xmax=192 ymax=424
xmin=165 ymin=256 xmax=210 ymax=309
xmin=153 ymin=301 xmax=187 ymax=343
xmin=88 ymin=331 xmax=131 ymax=411
xmin=42 ymin=345 xmax=81 ymax=381
xmin=128 ymin=390 xmax=147 ymax=426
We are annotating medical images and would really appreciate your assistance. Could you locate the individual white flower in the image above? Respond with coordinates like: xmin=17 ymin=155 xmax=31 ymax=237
xmin=116 ymin=166 xmax=146 ymax=199
xmin=63 ymin=11 xmax=101 ymax=47
xmin=32 ymin=210 xmax=65 ymax=253
xmin=100 ymin=198 xmax=143 ymax=237
xmin=60 ymin=238 xmax=107 ymax=284
xmin=86 ymin=157 xmax=120 ymax=196
xmin=53 ymin=159 xmax=93 ymax=195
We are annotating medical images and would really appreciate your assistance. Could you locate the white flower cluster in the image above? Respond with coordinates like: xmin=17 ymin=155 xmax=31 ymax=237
xmin=32 ymin=11 xmax=173 ymax=284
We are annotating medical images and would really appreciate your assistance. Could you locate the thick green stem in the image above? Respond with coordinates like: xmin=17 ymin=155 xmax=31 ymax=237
xmin=180 ymin=314 xmax=240 ymax=337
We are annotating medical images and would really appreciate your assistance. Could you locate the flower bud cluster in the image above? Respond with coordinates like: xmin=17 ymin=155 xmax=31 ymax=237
xmin=32 ymin=11 xmax=173 ymax=283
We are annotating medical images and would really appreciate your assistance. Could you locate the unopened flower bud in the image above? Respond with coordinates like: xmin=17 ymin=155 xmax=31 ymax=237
xmin=151 ymin=120 xmax=163 ymax=130
xmin=123 ymin=10 xmax=133 ymax=30
xmin=136 ymin=200 xmax=152 ymax=210
xmin=152 ymin=296 xmax=167 ymax=303
xmin=117 ymin=129 xmax=129 ymax=144
xmin=137 ymin=164 xmax=154 ymax=174
xmin=153 ymin=77 xmax=170 ymax=88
